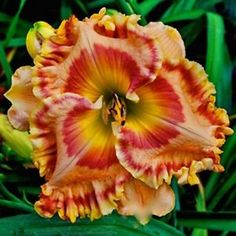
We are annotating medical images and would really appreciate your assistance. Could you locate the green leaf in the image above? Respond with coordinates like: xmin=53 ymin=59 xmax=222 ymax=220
xmin=205 ymin=125 xmax=236 ymax=200
xmin=177 ymin=212 xmax=236 ymax=231
xmin=0 ymin=173 xmax=32 ymax=183
xmin=60 ymin=0 xmax=73 ymax=19
xmin=139 ymin=0 xmax=164 ymax=16
xmin=0 ymin=199 xmax=34 ymax=213
xmin=179 ymin=19 xmax=203 ymax=47
xmin=106 ymin=9 xmax=118 ymax=16
xmin=171 ymin=178 xmax=183 ymax=232
xmin=220 ymin=232 xmax=229 ymax=236
xmin=87 ymin=0 xmax=115 ymax=10
xmin=192 ymin=226 xmax=208 ymax=235
xmin=208 ymin=172 xmax=236 ymax=210
xmin=116 ymin=0 xmax=134 ymax=15
xmin=4 ymin=0 xmax=27 ymax=47
xmin=0 ymin=213 xmax=184 ymax=236
xmin=223 ymin=187 xmax=236 ymax=210
xmin=192 ymin=185 xmax=208 ymax=236
xmin=0 ymin=183 xmax=22 ymax=202
xmin=195 ymin=0 xmax=224 ymax=11
xmin=0 ymin=11 xmax=30 ymax=30
xmin=18 ymin=186 xmax=40 ymax=195
xmin=0 ymin=44 xmax=13 ymax=86
xmin=172 ymin=178 xmax=181 ymax=211
xmin=127 ymin=0 xmax=147 ymax=25
xmin=1 ymin=37 xmax=26 ymax=47
xmin=206 ymin=12 xmax=232 ymax=110
xmin=73 ymin=0 xmax=88 ymax=15
xmin=0 ymin=12 xmax=11 ymax=23
xmin=162 ymin=9 xmax=205 ymax=23
xmin=217 ymin=127 xmax=236 ymax=166
xmin=161 ymin=0 xmax=197 ymax=19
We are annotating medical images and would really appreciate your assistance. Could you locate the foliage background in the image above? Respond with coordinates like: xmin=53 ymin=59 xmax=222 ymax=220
xmin=0 ymin=0 xmax=235 ymax=235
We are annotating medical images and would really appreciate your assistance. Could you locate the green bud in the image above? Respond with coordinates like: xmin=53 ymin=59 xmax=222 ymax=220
xmin=0 ymin=114 xmax=32 ymax=161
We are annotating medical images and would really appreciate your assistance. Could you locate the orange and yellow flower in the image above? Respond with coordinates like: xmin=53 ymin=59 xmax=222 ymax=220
xmin=4 ymin=8 xmax=233 ymax=223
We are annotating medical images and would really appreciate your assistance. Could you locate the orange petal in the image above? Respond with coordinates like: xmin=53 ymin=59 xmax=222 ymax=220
xmin=117 ymin=180 xmax=175 ymax=224
xmin=4 ymin=66 xmax=39 ymax=130
xmin=86 ymin=8 xmax=184 ymax=60
xmin=31 ymin=93 xmax=117 ymax=178
xmin=30 ymin=93 xmax=130 ymax=221
xmin=29 ymin=16 xmax=79 ymax=66
xmin=35 ymin=170 xmax=129 ymax=222
xmin=142 ymin=22 xmax=185 ymax=60
xmin=30 ymin=10 xmax=162 ymax=102
xmin=115 ymin=58 xmax=233 ymax=188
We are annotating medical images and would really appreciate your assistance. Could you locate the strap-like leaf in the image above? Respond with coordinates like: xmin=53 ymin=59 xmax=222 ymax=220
xmin=162 ymin=9 xmax=205 ymax=23
xmin=0 ymin=213 xmax=184 ymax=236
xmin=205 ymin=125 xmax=236 ymax=200
xmin=206 ymin=12 xmax=232 ymax=110
xmin=139 ymin=0 xmax=163 ymax=16
xmin=4 ymin=0 xmax=27 ymax=47
xmin=177 ymin=212 xmax=236 ymax=232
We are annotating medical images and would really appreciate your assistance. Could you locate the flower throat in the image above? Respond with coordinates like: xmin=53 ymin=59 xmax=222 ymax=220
xmin=103 ymin=93 xmax=126 ymax=126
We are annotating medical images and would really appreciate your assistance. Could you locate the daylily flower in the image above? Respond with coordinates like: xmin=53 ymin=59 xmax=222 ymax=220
xmin=4 ymin=8 xmax=233 ymax=223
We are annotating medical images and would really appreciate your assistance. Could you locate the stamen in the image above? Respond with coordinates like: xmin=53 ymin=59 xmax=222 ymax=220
xmin=107 ymin=93 xmax=126 ymax=126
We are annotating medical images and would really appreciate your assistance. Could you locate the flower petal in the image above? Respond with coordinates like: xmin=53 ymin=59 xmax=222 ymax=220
xmin=115 ymin=58 xmax=233 ymax=188
xmin=35 ymin=173 xmax=128 ymax=222
xmin=4 ymin=66 xmax=39 ymax=130
xmin=26 ymin=21 xmax=56 ymax=59
xmin=27 ymin=16 xmax=79 ymax=66
xmin=30 ymin=10 xmax=162 ymax=101
xmin=30 ymin=93 xmax=130 ymax=221
xmin=87 ymin=8 xmax=184 ymax=60
xmin=142 ymin=22 xmax=185 ymax=60
xmin=117 ymin=180 xmax=175 ymax=224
